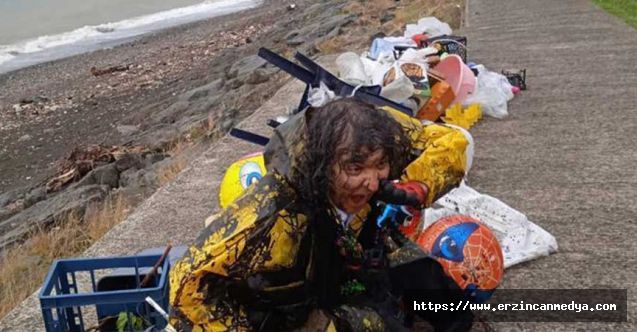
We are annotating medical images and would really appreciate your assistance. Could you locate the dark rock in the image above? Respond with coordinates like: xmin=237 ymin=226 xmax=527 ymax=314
xmin=183 ymin=80 xmax=222 ymax=102
xmin=144 ymin=153 xmax=168 ymax=167
xmin=24 ymin=186 xmax=47 ymax=208
xmin=0 ymin=185 xmax=109 ymax=250
xmin=119 ymin=168 xmax=143 ymax=188
xmin=227 ymin=55 xmax=267 ymax=80
xmin=92 ymin=164 xmax=120 ymax=188
xmin=75 ymin=164 xmax=119 ymax=188
xmin=0 ymin=189 xmax=24 ymax=207
xmin=287 ymin=36 xmax=306 ymax=46
xmin=0 ymin=207 xmax=15 ymax=222
xmin=323 ymin=14 xmax=356 ymax=32
xmin=285 ymin=30 xmax=300 ymax=40
xmin=245 ymin=68 xmax=271 ymax=85
xmin=114 ymin=153 xmax=144 ymax=172
xmin=228 ymin=79 xmax=244 ymax=90
xmin=151 ymin=101 xmax=189 ymax=124
xmin=187 ymin=89 xmax=209 ymax=101
xmin=325 ymin=26 xmax=342 ymax=39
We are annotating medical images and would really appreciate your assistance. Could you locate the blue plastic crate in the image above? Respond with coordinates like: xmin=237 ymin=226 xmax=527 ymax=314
xmin=39 ymin=254 xmax=170 ymax=332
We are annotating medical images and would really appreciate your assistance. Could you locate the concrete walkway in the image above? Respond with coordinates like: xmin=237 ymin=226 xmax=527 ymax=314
xmin=463 ymin=0 xmax=637 ymax=330
xmin=3 ymin=0 xmax=637 ymax=330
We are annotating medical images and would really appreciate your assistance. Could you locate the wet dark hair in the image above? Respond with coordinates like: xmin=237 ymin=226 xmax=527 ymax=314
xmin=290 ymin=98 xmax=410 ymax=308
xmin=292 ymin=98 xmax=410 ymax=211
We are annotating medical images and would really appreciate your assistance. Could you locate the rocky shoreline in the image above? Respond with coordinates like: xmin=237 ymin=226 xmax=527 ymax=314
xmin=0 ymin=0 xmax=374 ymax=251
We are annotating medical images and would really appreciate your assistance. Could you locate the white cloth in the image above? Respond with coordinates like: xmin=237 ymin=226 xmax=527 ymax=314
xmin=421 ymin=181 xmax=558 ymax=268
xmin=333 ymin=206 xmax=353 ymax=230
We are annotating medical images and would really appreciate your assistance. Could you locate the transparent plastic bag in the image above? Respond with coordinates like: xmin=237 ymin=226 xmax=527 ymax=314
xmin=464 ymin=68 xmax=514 ymax=119
xmin=307 ymin=81 xmax=336 ymax=107
xmin=380 ymin=71 xmax=414 ymax=103
xmin=336 ymin=52 xmax=370 ymax=86
xmin=404 ymin=17 xmax=452 ymax=39
xmin=361 ymin=54 xmax=394 ymax=86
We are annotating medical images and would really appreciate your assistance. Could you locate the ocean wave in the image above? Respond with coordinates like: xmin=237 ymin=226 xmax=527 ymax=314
xmin=0 ymin=0 xmax=262 ymax=68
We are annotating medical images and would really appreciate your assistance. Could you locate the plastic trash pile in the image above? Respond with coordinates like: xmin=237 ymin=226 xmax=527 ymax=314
xmin=327 ymin=16 xmax=526 ymax=128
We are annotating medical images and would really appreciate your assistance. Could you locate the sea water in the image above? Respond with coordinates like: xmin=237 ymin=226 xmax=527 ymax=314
xmin=0 ymin=0 xmax=263 ymax=74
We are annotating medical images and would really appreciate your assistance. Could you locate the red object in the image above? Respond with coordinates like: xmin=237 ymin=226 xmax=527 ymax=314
xmin=411 ymin=34 xmax=430 ymax=48
xmin=393 ymin=181 xmax=428 ymax=206
xmin=416 ymin=215 xmax=504 ymax=291
xmin=398 ymin=206 xmax=422 ymax=240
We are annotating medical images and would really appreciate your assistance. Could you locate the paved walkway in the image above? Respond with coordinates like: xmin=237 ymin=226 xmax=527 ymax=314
xmin=463 ymin=0 xmax=637 ymax=330
xmin=3 ymin=0 xmax=637 ymax=330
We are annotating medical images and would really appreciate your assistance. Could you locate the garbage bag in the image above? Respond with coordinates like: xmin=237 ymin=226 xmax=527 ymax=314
xmin=307 ymin=81 xmax=336 ymax=107
xmin=336 ymin=52 xmax=370 ymax=86
xmin=380 ymin=71 xmax=414 ymax=104
xmin=361 ymin=54 xmax=394 ymax=86
xmin=404 ymin=17 xmax=452 ymax=39
xmin=464 ymin=68 xmax=514 ymax=119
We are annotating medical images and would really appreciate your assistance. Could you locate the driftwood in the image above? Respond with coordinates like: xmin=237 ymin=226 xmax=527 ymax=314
xmin=46 ymin=144 xmax=149 ymax=193
xmin=90 ymin=65 xmax=130 ymax=77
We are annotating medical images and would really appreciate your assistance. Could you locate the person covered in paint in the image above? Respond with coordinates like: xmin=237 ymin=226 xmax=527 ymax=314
xmin=169 ymin=98 xmax=473 ymax=331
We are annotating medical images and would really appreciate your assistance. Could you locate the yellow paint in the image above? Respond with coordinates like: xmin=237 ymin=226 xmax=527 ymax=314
xmin=443 ymin=103 xmax=483 ymax=129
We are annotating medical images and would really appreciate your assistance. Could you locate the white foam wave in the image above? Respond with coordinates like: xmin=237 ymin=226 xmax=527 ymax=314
xmin=0 ymin=0 xmax=262 ymax=69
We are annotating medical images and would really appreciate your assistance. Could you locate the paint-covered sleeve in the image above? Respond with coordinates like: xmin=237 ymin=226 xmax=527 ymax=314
xmin=401 ymin=123 xmax=468 ymax=206
xmin=169 ymin=173 xmax=308 ymax=331
xmin=381 ymin=107 xmax=469 ymax=206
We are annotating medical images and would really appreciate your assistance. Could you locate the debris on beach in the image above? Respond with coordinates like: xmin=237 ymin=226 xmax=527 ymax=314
xmin=90 ymin=65 xmax=131 ymax=77
xmin=46 ymin=144 xmax=150 ymax=193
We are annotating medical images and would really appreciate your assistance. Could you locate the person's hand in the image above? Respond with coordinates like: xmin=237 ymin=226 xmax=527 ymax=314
xmin=373 ymin=180 xmax=428 ymax=207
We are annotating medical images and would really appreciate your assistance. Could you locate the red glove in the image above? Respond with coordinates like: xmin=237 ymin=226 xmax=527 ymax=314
xmin=374 ymin=180 xmax=428 ymax=208
xmin=374 ymin=180 xmax=428 ymax=240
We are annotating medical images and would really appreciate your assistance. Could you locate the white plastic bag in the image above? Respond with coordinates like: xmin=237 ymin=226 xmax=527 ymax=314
xmin=307 ymin=81 xmax=336 ymax=107
xmin=422 ymin=182 xmax=558 ymax=268
xmin=464 ymin=68 xmax=514 ymax=119
xmin=404 ymin=17 xmax=452 ymax=39
xmin=336 ymin=52 xmax=370 ymax=86
xmin=361 ymin=54 xmax=394 ymax=86
xmin=380 ymin=70 xmax=414 ymax=103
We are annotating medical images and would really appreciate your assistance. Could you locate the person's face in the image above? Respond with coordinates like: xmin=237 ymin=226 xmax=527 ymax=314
xmin=329 ymin=147 xmax=390 ymax=214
